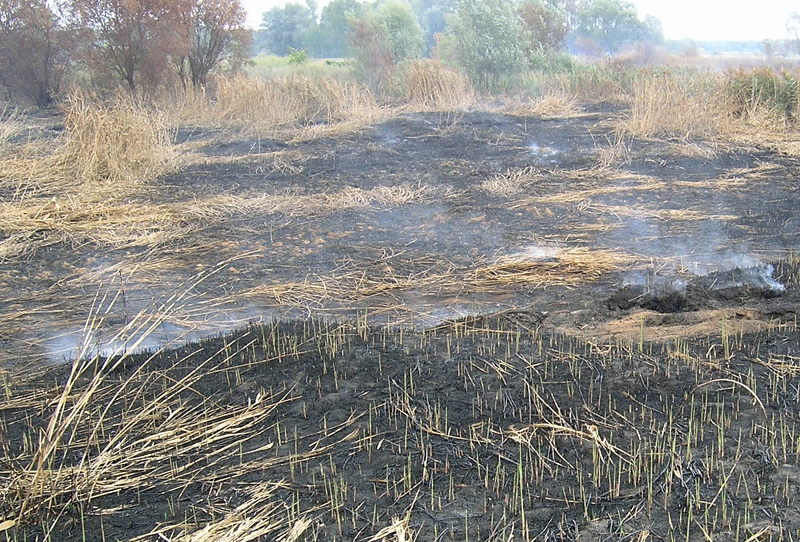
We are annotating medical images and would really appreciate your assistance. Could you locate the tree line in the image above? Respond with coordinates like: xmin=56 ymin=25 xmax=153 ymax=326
xmin=257 ymin=0 xmax=664 ymax=73
xmin=0 ymin=0 xmax=665 ymax=108
xmin=0 ymin=0 xmax=251 ymax=107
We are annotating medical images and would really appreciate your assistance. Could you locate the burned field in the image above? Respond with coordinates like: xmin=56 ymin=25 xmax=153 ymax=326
xmin=2 ymin=106 xmax=800 ymax=540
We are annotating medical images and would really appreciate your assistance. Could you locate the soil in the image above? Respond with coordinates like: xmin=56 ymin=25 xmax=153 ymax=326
xmin=2 ymin=105 xmax=800 ymax=541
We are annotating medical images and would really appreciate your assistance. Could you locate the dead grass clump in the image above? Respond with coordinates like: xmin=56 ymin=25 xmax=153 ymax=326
xmin=180 ymin=183 xmax=444 ymax=226
xmin=559 ymin=63 xmax=632 ymax=104
xmin=405 ymin=59 xmax=474 ymax=110
xmin=0 ymin=103 xmax=22 ymax=146
xmin=624 ymin=74 xmax=722 ymax=140
xmin=480 ymin=167 xmax=538 ymax=197
xmin=504 ymin=90 xmax=580 ymax=118
xmin=327 ymin=183 xmax=444 ymax=207
xmin=54 ymin=94 xmax=175 ymax=186
xmin=0 ymin=95 xmax=182 ymax=260
xmin=725 ymin=67 xmax=800 ymax=122
xmin=473 ymin=247 xmax=625 ymax=288
xmin=254 ymin=246 xmax=624 ymax=310
xmin=0 ymin=198 xmax=188 ymax=261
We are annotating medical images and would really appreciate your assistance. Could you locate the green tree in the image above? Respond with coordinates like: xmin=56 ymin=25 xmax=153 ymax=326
xmin=573 ymin=0 xmax=656 ymax=54
xmin=377 ymin=0 xmax=424 ymax=63
xmin=314 ymin=0 xmax=362 ymax=57
xmin=409 ymin=0 xmax=456 ymax=54
xmin=256 ymin=3 xmax=313 ymax=55
xmin=348 ymin=0 xmax=423 ymax=89
xmin=443 ymin=0 xmax=525 ymax=83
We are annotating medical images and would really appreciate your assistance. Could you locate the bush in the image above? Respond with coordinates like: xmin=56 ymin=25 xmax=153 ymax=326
xmin=287 ymin=47 xmax=309 ymax=65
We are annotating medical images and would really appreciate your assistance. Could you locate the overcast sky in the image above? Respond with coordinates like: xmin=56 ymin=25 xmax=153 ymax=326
xmin=242 ymin=0 xmax=798 ymax=42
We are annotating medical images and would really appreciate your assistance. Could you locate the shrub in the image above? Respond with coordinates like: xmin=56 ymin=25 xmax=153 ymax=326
xmin=287 ymin=47 xmax=309 ymax=65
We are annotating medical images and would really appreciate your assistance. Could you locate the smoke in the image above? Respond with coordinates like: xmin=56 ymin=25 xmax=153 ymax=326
xmin=527 ymin=140 xmax=560 ymax=164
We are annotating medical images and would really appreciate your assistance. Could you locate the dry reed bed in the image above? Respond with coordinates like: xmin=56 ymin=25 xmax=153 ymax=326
xmin=404 ymin=59 xmax=475 ymax=110
xmin=168 ymin=75 xmax=393 ymax=141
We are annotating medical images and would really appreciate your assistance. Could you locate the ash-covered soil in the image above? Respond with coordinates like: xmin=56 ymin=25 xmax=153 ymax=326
xmin=1 ymin=106 xmax=799 ymax=363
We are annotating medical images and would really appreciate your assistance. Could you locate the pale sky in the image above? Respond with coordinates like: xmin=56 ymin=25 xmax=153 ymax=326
xmin=243 ymin=0 xmax=798 ymax=42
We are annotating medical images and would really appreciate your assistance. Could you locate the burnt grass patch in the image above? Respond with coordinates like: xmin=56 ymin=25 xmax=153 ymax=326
xmin=4 ymin=273 xmax=800 ymax=540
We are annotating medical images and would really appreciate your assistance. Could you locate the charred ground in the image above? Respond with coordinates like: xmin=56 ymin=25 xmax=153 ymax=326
xmin=2 ymin=105 xmax=800 ymax=540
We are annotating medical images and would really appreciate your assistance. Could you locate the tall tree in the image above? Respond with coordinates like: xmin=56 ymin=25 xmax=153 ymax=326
xmin=409 ymin=0 xmax=456 ymax=54
xmin=0 ymin=0 xmax=69 ymax=107
xmin=175 ymin=0 xmax=251 ymax=88
xmin=377 ymin=0 xmax=424 ymax=64
xmin=347 ymin=0 xmax=423 ymax=88
xmin=572 ymin=0 xmax=655 ymax=54
xmin=67 ymin=0 xmax=189 ymax=92
xmin=443 ymin=0 xmax=525 ymax=83
xmin=300 ymin=0 xmax=360 ymax=57
xmin=257 ymin=3 xmax=313 ymax=55
xmin=518 ymin=0 xmax=569 ymax=53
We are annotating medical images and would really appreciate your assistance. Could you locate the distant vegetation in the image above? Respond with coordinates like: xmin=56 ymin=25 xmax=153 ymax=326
xmin=3 ymin=0 xmax=800 ymax=108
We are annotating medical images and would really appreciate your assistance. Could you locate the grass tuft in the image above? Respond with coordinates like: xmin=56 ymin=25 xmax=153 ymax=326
xmin=404 ymin=60 xmax=474 ymax=110
xmin=623 ymin=73 xmax=722 ymax=140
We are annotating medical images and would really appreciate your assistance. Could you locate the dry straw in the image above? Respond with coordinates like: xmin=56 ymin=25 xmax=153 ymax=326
xmin=251 ymin=247 xmax=625 ymax=310
xmin=55 ymin=93 xmax=175 ymax=186
xmin=503 ymin=90 xmax=581 ymax=118
xmin=405 ymin=59 xmax=474 ymax=110
xmin=0 ymin=95 xmax=180 ymax=261
xmin=623 ymin=74 xmax=723 ymax=140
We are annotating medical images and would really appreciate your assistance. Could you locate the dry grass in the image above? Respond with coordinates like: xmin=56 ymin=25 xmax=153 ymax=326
xmin=5 ymin=339 xmax=311 ymax=539
xmin=480 ymin=167 xmax=538 ymax=198
xmin=1 ymin=94 xmax=174 ymax=190
xmin=180 ymin=183 xmax=447 ymax=225
xmin=593 ymin=131 xmax=632 ymax=170
xmin=623 ymin=74 xmax=724 ymax=140
xmin=249 ymin=246 xmax=626 ymax=311
xmin=0 ymin=95 xmax=182 ymax=261
xmin=404 ymin=59 xmax=474 ymax=110
xmin=503 ymin=90 xmax=581 ymax=118
xmin=168 ymin=75 xmax=388 ymax=137
xmin=55 ymin=94 xmax=175 ymax=185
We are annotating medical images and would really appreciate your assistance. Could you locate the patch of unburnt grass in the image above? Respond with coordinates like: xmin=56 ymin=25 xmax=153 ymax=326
xmin=3 ymin=280 xmax=800 ymax=540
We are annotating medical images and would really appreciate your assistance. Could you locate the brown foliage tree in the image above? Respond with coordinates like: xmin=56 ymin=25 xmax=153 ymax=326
xmin=0 ymin=0 xmax=69 ymax=107
xmin=174 ymin=0 xmax=251 ymax=88
xmin=518 ymin=0 xmax=569 ymax=53
xmin=67 ymin=0 xmax=189 ymax=93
